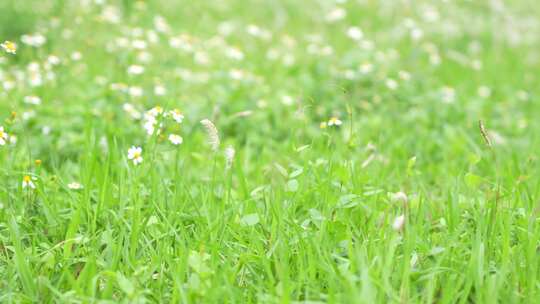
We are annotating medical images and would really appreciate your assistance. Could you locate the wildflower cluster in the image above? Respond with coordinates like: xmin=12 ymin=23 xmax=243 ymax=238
xmin=126 ymin=106 xmax=186 ymax=165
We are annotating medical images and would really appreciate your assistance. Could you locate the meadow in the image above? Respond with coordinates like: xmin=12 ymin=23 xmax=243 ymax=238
xmin=1 ymin=0 xmax=540 ymax=302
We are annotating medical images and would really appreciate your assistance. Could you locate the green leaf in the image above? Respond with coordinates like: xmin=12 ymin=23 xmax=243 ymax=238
xmin=309 ymin=208 xmax=325 ymax=221
xmin=188 ymin=251 xmax=212 ymax=274
xmin=8 ymin=217 xmax=37 ymax=299
xmin=116 ymin=273 xmax=135 ymax=296
xmin=407 ymin=156 xmax=417 ymax=176
xmin=337 ymin=194 xmax=359 ymax=208
xmin=468 ymin=153 xmax=481 ymax=165
xmin=240 ymin=213 xmax=260 ymax=226
xmin=289 ymin=167 xmax=304 ymax=178
xmin=465 ymin=172 xmax=482 ymax=188
xmin=286 ymin=179 xmax=299 ymax=192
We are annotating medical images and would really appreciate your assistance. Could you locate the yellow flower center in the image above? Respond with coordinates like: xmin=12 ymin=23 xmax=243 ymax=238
xmin=23 ymin=175 xmax=31 ymax=182
xmin=2 ymin=41 xmax=16 ymax=53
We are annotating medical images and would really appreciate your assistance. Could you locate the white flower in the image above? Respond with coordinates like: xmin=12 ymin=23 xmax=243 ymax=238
xmin=68 ymin=182 xmax=83 ymax=190
xmin=142 ymin=107 xmax=164 ymax=135
xmin=154 ymin=15 xmax=170 ymax=33
xmin=169 ymin=109 xmax=184 ymax=123
xmin=410 ymin=28 xmax=423 ymax=40
xmin=327 ymin=117 xmax=342 ymax=126
xmin=390 ymin=191 xmax=408 ymax=204
xmin=229 ymin=69 xmax=245 ymax=80
xmin=47 ymin=55 xmax=60 ymax=65
xmin=22 ymin=175 xmax=36 ymax=189
xmin=123 ymin=103 xmax=142 ymax=119
xmin=22 ymin=110 xmax=36 ymax=120
xmin=477 ymin=86 xmax=491 ymax=98
xmin=0 ymin=126 xmax=8 ymax=145
xmin=3 ymin=80 xmax=15 ymax=91
xmin=143 ymin=120 xmax=156 ymax=135
xmin=326 ymin=7 xmax=346 ymax=22
xmin=169 ymin=134 xmax=183 ymax=145
xmin=281 ymin=95 xmax=294 ymax=106
xmin=128 ymin=65 xmax=145 ymax=75
xmin=29 ymin=72 xmax=43 ymax=87
xmin=21 ymin=33 xmax=46 ymax=47
xmin=399 ymin=70 xmax=411 ymax=81
xmin=392 ymin=215 xmax=405 ymax=231
xmin=24 ymin=95 xmax=42 ymax=105
xmin=132 ymin=39 xmax=147 ymax=50
xmin=347 ymin=27 xmax=363 ymax=41
xmin=137 ymin=51 xmax=152 ymax=63
xmin=147 ymin=106 xmax=164 ymax=117
xmin=441 ymin=86 xmax=455 ymax=104
xmin=127 ymin=146 xmax=143 ymax=165
xmin=154 ymin=85 xmax=166 ymax=96
xmin=386 ymin=78 xmax=398 ymax=90
xmin=1 ymin=41 xmax=17 ymax=54
xmin=247 ymin=24 xmax=261 ymax=36
xmin=110 ymin=83 xmax=128 ymax=91
xmin=128 ymin=86 xmax=143 ymax=97
xmin=360 ymin=63 xmax=373 ymax=74
xmin=225 ymin=47 xmax=244 ymax=61
xmin=70 ymin=52 xmax=82 ymax=61
xmin=224 ymin=146 xmax=235 ymax=169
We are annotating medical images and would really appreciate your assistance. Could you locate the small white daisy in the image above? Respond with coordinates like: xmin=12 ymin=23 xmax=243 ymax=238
xmin=70 ymin=51 xmax=82 ymax=61
xmin=386 ymin=78 xmax=398 ymax=90
xmin=154 ymin=85 xmax=166 ymax=96
xmin=0 ymin=126 xmax=8 ymax=145
xmin=1 ymin=41 xmax=17 ymax=54
xmin=21 ymin=34 xmax=46 ymax=47
xmin=169 ymin=109 xmax=184 ymax=123
xmin=347 ymin=27 xmax=363 ymax=41
xmin=327 ymin=117 xmax=342 ymax=127
xmin=147 ymin=106 xmax=164 ymax=117
xmin=127 ymin=65 xmax=145 ymax=75
xmin=127 ymin=146 xmax=143 ymax=165
xmin=22 ymin=175 xmax=36 ymax=189
xmin=24 ymin=95 xmax=42 ymax=105
xmin=143 ymin=120 xmax=156 ymax=135
xmin=128 ymin=86 xmax=143 ymax=97
xmin=168 ymin=134 xmax=183 ymax=145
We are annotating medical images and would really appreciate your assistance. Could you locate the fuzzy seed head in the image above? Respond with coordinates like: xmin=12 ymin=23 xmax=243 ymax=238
xmin=200 ymin=119 xmax=220 ymax=151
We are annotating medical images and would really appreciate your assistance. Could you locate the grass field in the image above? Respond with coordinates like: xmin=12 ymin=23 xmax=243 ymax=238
xmin=1 ymin=0 xmax=540 ymax=302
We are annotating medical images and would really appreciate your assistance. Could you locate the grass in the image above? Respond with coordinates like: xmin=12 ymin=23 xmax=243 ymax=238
xmin=0 ymin=0 xmax=539 ymax=302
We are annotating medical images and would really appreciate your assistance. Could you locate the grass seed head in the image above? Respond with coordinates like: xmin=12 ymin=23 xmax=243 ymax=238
xmin=200 ymin=119 xmax=220 ymax=151
xmin=478 ymin=120 xmax=492 ymax=148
